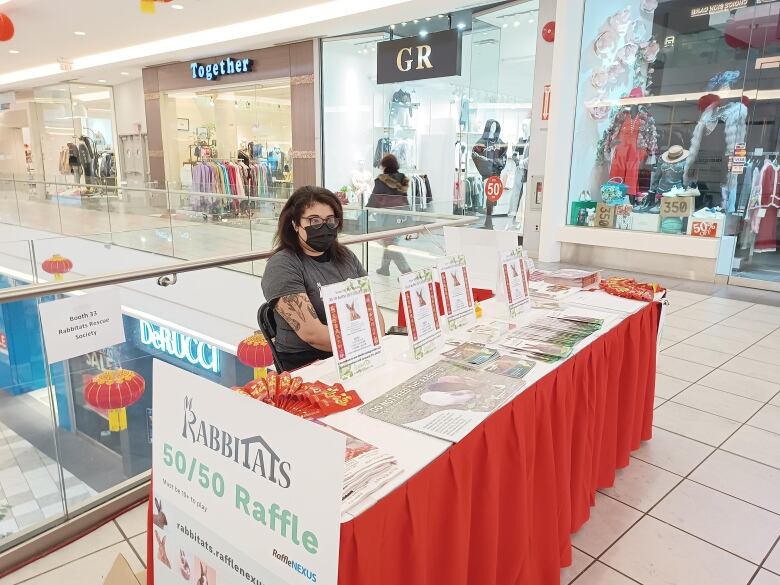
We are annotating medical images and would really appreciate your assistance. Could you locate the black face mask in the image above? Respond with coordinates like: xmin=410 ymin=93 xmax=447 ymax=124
xmin=302 ymin=224 xmax=337 ymax=253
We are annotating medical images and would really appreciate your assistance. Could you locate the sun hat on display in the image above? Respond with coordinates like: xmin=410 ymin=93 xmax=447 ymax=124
xmin=698 ymin=93 xmax=721 ymax=111
xmin=661 ymin=145 xmax=689 ymax=163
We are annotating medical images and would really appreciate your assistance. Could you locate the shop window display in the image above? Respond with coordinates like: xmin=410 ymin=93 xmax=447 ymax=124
xmin=322 ymin=1 xmax=538 ymax=232
xmin=569 ymin=0 xmax=780 ymax=256
xmin=160 ymin=80 xmax=294 ymax=216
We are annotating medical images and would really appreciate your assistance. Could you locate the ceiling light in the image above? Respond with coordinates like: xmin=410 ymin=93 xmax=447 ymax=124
xmin=528 ymin=18 xmax=534 ymax=23
xmin=74 ymin=31 xmax=86 ymax=36
xmin=401 ymin=21 xmax=407 ymax=26
xmin=502 ymin=23 xmax=508 ymax=28
xmin=425 ymin=17 xmax=431 ymax=21
xmin=171 ymin=3 xmax=184 ymax=8
xmin=390 ymin=24 xmax=395 ymax=29
xmin=98 ymin=79 xmax=106 ymax=83
xmin=120 ymin=71 xmax=129 ymax=76
xmin=438 ymin=14 xmax=444 ymax=18
xmin=457 ymin=22 xmax=466 ymax=29
xmin=0 ymin=0 xmax=416 ymax=86
xmin=413 ymin=19 xmax=418 ymax=23
xmin=513 ymin=21 xmax=520 ymax=27
xmin=419 ymin=30 xmax=428 ymax=37
xmin=8 ymin=49 xmax=19 ymax=54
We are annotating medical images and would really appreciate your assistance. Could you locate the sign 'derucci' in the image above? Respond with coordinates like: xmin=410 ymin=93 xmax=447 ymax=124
xmin=377 ymin=29 xmax=462 ymax=84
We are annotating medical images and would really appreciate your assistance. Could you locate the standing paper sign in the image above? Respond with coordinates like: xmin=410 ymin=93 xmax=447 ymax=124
xmin=399 ymin=268 xmax=443 ymax=360
xmin=321 ymin=277 xmax=384 ymax=380
xmin=152 ymin=360 xmax=345 ymax=585
xmin=38 ymin=289 xmax=125 ymax=363
xmin=498 ymin=247 xmax=531 ymax=319
xmin=437 ymin=255 xmax=475 ymax=331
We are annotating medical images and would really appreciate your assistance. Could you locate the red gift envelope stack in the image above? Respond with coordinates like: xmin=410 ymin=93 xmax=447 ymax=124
xmin=233 ymin=371 xmax=363 ymax=419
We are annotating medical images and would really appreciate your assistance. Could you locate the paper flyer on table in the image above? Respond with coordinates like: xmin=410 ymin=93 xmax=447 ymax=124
xmin=399 ymin=268 xmax=444 ymax=360
xmin=498 ymin=246 xmax=531 ymax=319
xmin=359 ymin=360 xmax=524 ymax=442
xmin=321 ymin=277 xmax=384 ymax=380
xmin=437 ymin=255 xmax=475 ymax=332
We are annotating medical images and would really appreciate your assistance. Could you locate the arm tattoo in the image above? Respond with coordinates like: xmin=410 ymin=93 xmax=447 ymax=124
xmin=277 ymin=293 xmax=313 ymax=332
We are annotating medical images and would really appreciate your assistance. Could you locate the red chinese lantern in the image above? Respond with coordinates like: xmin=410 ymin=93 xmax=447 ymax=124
xmin=542 ymin=21 xmax=555 ymax=43
xmin=0 ymin=14 xmax=14 ymax=42
xmin=84 ymin=369 xmax=145 ymax=432
xmin=41 ymin=254 xmax=73 ymax=282
xmin=237 ymin=333 xmax=274 ymax=380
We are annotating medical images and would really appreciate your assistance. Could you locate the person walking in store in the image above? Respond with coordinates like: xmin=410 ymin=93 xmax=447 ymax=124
xmin=262 ymin=186 xmax=383 ymax=371
xmin=368 ymin=154 xmax=413 ymax=276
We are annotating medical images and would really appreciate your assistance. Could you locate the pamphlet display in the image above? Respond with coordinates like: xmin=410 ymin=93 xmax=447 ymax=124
xmin=498 ymin=247 xmax=531 ymax=319
xmin=437 ymin=255 xmax=475 ymax=332
xmin=152 ymin=360 xmax=345 ymax=585
xmin=359 ymin=360 xmax=523 ymax=442
xmin=321 ymin=277 xmax=384 ymax=380
xmin=399 ymin=268 xmax=443 ymax=360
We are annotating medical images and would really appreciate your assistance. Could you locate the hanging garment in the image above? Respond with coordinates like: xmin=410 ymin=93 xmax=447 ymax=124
xmin=608 ymin=113 xmax=647 ymax=195
xmin=374 ymin=138 xmax=393 ymax=168
xmin=756 ymin=160 xmax=779 ymax=253
xmin=389 ymin=89 xmax=414 ymax=128
xmin=737 ymin=160 xmax=755 ymax=213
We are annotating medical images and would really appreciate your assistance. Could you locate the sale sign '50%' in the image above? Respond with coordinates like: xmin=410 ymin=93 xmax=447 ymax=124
xmin=485 ymin=176 xmax=504 ymax=203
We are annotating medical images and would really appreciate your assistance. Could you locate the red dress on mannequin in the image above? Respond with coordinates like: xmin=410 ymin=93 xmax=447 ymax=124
xmin=609 ymin=114 xmax=647 ymax=196
xmin=756 ymin=161 xmax=779 ymax=253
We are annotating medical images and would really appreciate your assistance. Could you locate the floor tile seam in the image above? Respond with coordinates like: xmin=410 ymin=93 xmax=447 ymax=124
xmin=673 ymin=337 xmax=748 ymax=354
xmin=570 ymin=559 xmax=644 ymax=585
xmin=652 ymin=421 xmax=730 ymax=447
xmin=666 ymin=396 xmax=763 ymax=424
xmin=716 ymin=365 xmax=780 ymax=387
xmin=743 ymin=421 xmax=780 ymax=438
xmin=659 ymin=353 xmax=733 ymax=369
xmin=566 ymin=557 xmax=598 ymax=584
xmin=8 ymin=538 xmax=128 ymax=584
xmin=718 ymin=447 xmax=780 ymax=473
xmin=758 ymin=537 xmax=780 ymax=578
xmin=693 ymin=380 xmax=780 ymax=406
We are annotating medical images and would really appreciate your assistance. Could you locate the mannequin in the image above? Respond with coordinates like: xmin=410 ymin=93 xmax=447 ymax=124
xmin=636 ymin=145 xmax=689 ymax=212
xmin=601 ymin=105 xmax=658 ymax=197
xmin=471 ymin=119 xmax=507 ymax=229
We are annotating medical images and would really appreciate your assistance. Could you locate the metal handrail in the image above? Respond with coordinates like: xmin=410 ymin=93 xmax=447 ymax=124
xmin=0 ymin=216 xmax=477 ymax=302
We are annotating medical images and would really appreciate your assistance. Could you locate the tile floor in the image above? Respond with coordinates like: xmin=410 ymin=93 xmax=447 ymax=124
xmin=3 ymin=285 xmax=780 ymax=584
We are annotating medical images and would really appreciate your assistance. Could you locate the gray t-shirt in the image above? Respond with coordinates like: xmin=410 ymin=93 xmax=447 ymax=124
xmin=261 ymin=248 xmax=367 ymax=354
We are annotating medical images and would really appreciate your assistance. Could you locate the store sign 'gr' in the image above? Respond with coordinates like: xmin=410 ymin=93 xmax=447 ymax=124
xmin=377 ymin=29 xmax=461 ymax=84
xmin=139 ymin=320 xmax=220 ymax=373
xmin=190 ymin=57 xmax=253 ymax=81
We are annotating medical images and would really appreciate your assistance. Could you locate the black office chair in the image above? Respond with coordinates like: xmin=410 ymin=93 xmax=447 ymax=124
xmin=257 ymin=302 xmax=284 ymax=374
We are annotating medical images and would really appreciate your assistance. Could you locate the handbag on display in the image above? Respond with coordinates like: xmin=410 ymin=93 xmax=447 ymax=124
xmin=600 ymin=177 xmax=629 ymax=205
xmin=570 ymin=191 xmax=597 ymax=225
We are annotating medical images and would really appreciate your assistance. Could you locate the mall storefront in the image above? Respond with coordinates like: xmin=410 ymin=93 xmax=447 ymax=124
xmin=545 ymin=0 xmax=780 ymax=289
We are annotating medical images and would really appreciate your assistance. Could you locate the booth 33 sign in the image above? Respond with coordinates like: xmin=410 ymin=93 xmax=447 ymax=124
xmin=377 ymin=29 xmax=462 ymax=84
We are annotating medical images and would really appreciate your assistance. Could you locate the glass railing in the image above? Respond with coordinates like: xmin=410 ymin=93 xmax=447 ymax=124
xmin=0 ymin=213 xmax=476 ymax=553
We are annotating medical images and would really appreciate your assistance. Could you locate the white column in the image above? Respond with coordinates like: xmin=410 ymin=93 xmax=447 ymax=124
xmin=537 ymin=0 xmax=586 ymax=262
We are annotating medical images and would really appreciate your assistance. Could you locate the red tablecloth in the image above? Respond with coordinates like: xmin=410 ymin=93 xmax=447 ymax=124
xmin=149 ymin=302 xmax=659 ymax=585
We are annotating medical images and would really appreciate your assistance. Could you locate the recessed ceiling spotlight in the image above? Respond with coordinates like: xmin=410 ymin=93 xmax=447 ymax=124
xmin=171 ymin=3 xmax=184 ymax=8
xmin=457 ymin=22 xmax=466 ymax=29
xmin=98 ymin=79 xmax=106 ymax=83
xmin=438 ymin=14 xmax=444 ymax=18
xmin=390 ymin=24 xmax=395 ymax=29
xmin=419 ymin=30 xmax=428 ymax=38
xmin=502 ymin=23 xmax=508 ymax=28
xmin=120 ymin=71 xmax=129 ymax=76
xmin=513 ymin=21 xmax=520 ymax=27
xmin=401 ymin=21 xmax=407 ymax=26
xmin=413 ymin=19 xmax=419 ymax=23
xmin=8 ymin=49 xmax=19 ymax=54
xmin=528 ymin=18 xmax=534 ymax=23
xmin=425 ymin=17 xmax=431 ymax=21
xmin=74 ymin=31 xmax=86 ymax=36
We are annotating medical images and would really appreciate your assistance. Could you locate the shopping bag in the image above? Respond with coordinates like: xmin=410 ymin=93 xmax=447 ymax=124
xmin=570 ymin=191 xmax=597 ymax=225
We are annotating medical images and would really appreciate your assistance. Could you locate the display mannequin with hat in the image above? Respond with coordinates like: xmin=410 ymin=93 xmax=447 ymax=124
xmin=635 ymin=145 xmax=694 ymax=212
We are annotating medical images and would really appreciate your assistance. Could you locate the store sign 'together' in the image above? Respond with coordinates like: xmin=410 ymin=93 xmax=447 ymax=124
xmin=189 ymin=56 xmax=253 ymax=81
xmin=377 ymin=29 xmax=462 ymax=84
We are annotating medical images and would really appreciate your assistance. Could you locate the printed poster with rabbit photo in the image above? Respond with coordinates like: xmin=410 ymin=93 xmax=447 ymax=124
xmin=399 ymin=268 xmax=443 ymax=360
xmin=437 ymin=255 xmax=475 ymax=332
xmin=321 ymin=276 xmax=384 ymax=380
xmin=498 ymin=246 xmax=531 ymax=319
xmin=152 ymin=360 xmax=345 ymax=585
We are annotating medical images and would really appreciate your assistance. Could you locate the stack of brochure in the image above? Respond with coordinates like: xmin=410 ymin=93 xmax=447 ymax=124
xmin=316 ymin=423 xmax=403 ymax=514
xmin=500 ymin=310 xmax=605 ymax=362
xmin=543 ymin=269 xmax=601 ymax=289
xmin=528 ymin=280 xmax=580 ymax=301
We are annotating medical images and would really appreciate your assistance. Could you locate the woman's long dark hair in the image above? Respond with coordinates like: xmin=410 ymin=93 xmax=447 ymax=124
xmin=273 ymin=186 xmax=349 ymax=261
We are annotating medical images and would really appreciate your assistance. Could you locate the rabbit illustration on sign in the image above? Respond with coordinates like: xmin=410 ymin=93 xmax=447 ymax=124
xmin=153 ymin=497 xmax=167 ymax=529
xmin=155 ymin=530 xmax=171 ymax=568
xmin=416 ymin=290 xmax=427 ymax=307
xmin=347 ymin=302 xmax=361 ymax=321
xmin=510 ymin=264 xmax=519 ymax=278
xmin=197 ymin=563 xmax=209 ymax=585
xmin=451 ymin=271 xmax=461 ymax=287
xmin=180 ymin=550 xmax=191 ymax=580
